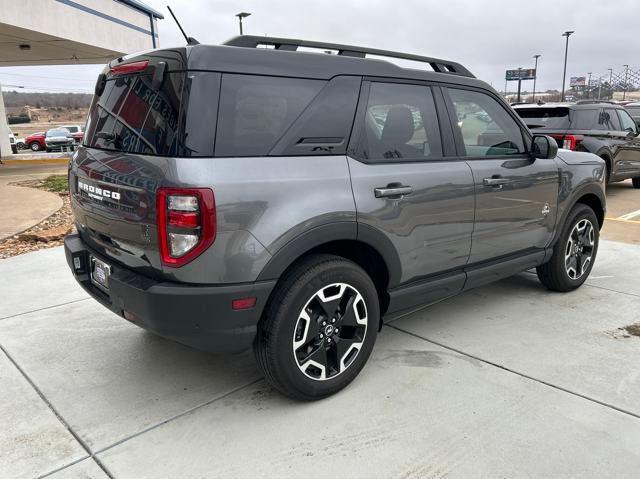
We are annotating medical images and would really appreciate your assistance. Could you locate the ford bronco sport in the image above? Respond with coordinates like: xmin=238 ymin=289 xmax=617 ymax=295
xmin=65 ymin=36 xmax=606 ymax=400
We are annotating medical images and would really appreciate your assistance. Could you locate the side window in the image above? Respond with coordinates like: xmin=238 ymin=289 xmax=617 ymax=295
xmin=617 ymin=109 xmax=638 ymax=133
xmin=215 ymin=74 xmax=324 ymax=157
xmin=447 ymin=88 xmax=525 ymax=156
xmin=602 ymin=108 xmax=622 ymax=131
xmin=356 ymin=82 xmax=443 ymax=161
xmin=270 ymin=76 xmax=361 ymax=156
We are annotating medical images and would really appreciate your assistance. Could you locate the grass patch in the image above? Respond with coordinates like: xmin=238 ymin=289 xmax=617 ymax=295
xmin=42 ymin=175 xmax=68 ymax=194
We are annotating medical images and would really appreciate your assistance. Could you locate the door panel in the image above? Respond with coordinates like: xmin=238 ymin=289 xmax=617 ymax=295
xmin=348 ymin=81 xmax=475 ymax=288
xmin=467 ymin=158 xmax=559 ymax=264
xmin=349 ymin=158 xmax=475 ymax=285
xmin=443 ymin=86 xmax=560 ymax=264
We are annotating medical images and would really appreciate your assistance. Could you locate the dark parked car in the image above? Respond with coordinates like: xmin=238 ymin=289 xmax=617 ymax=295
xmin=65 ymin=36 xmax=606 ymax=400
xmin=515 ymin=102 xmax=640 ymax=187
xmin=625 ymin=102 xmax=640 ymax=128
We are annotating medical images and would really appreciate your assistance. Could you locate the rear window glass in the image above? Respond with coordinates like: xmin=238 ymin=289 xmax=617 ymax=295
xmin=215 ymin=74 xmax=325 ymax=157
xmin=515 ymin=108 xmax=570 ymax=129
xmin=84 ymin=72 xmax=183 ymax=156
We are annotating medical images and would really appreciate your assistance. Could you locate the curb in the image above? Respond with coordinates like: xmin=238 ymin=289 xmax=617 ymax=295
xmin=1 ymin=158 xmax=69 ymax=165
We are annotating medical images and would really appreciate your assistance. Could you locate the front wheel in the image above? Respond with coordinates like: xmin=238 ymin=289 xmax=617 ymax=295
xmin=254 ymin=255 xmax=379 ymax=400
xmin=632 ymin=177 xmax=640 ymax=189
xmin=537 ymin=204 xmax=599 ymax=292
xmin=30 ymin=142 xmax=41 ymax=151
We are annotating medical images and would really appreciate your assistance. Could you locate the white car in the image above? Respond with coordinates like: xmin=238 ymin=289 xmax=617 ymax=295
xmin=9 ymin=132 xmax=17 ymax=154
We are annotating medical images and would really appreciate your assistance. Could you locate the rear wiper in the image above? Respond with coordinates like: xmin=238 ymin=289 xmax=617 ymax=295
xmin=526 ymin=124 xmax=545 ymax=129
xmin=95 ymin=132 xmax=115 ymax=141
xmin=94 ymin=132 xmax=123 ymax=148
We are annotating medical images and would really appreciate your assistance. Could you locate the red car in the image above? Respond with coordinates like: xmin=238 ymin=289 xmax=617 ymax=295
xmin=25 ymin=132 xmax=46 ymax=151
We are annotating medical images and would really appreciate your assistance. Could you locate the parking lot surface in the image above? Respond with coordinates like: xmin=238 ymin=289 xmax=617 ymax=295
xmin=1 ymin=236 xmax=639 ymax=479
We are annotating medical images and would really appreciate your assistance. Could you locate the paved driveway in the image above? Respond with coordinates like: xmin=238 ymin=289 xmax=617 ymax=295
xmin=1 ymin=240 xmax=639 ymax=478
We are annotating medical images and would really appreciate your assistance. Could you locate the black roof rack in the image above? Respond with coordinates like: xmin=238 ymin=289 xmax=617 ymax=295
xmin=223 ymin=35 xmax=475 ymax=78
xmin=575 ymin=100 xmax=616 ymax=105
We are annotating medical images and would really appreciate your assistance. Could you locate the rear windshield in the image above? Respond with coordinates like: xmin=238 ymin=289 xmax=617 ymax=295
xmin=84 ymin=73 xmax=183 ymax=156
xmin=84 ymin=70 xmax=358 ymax=158
xmin=515 ymin=108 xmax=570 ymax=129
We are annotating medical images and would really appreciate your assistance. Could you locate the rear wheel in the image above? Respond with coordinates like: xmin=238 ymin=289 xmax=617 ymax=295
xmin=632 ymin=177 xmax=640 ymax=189
xmin=537 ymin=204 xmax=599 ymax=292
xmin=254 ymin=254 xmax=379 ymax=400
xmin=30 ymin=142 xmax=40 ymax=151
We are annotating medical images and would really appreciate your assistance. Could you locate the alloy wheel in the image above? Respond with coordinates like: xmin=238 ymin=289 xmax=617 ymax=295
xmin=292 ymin=283 xmax=368 ymax=381
xmin=564 ymin=218 xmax=595 ymax=280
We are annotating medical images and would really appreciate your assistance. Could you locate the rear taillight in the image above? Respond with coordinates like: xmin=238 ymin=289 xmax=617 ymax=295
xmin=156 ymin=187 xmax=216 ymax=267
xmin=550 ymin=134 xmax=584 ymax=151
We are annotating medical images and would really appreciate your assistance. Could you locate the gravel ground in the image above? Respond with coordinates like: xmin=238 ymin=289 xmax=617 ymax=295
xmin=0 ymin=177 xmax=74 ymax=259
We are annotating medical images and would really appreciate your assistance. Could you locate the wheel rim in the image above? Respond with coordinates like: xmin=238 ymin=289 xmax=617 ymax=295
xmin=31 ymin=143 xmax=39 ymax=151
xmin=292 ymin=283 xmax=368 ymax=381
xmin=564 ymin=218 xmax=595 ymax=280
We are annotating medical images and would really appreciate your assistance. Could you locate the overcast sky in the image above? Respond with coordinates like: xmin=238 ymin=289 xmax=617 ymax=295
xmin=0 ymin=0 xmax=638 ymax=94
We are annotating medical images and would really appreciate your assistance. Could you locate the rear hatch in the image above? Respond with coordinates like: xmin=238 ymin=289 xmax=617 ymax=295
xmin=70 ymin=49 xmax=189 ymax=278
xmin=514 ymin=106 xmax=571 ymax=136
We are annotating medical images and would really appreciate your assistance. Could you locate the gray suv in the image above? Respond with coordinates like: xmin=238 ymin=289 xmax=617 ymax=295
xmin=64 ymin=36 xmax=606 ymax=400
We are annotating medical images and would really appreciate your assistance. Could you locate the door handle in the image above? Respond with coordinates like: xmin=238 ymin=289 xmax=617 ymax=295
xmin=374 ymin=185 xmax=413 ymax=198
xmin=483 ymin=177 xmax=509 ymax=188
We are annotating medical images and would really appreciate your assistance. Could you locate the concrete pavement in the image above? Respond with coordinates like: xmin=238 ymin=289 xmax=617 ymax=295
xmin=0 ymin=163 xmax=68 ymax=240
xmin=1 ymin=239 xmax=639 ymax=478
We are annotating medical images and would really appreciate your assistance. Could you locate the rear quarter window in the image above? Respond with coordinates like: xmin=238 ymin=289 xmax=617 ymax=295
xmin=214 ymin=74 xmax=325 ymax=157
xmin=570 ymin=109 xmax=600 ymax=130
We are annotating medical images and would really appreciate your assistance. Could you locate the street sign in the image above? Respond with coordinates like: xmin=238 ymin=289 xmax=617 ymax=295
xmin=506 ymin=69 xmax=536 ymax=81
xmin=570 ymin=76 xmax=586 ymax=87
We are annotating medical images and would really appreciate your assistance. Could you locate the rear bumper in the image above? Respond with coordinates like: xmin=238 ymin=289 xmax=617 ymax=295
xmin=64 ymin=234 xmax=276 ymax=353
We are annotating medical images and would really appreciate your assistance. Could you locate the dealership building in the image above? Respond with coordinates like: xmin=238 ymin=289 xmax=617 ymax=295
xmin=0 ymin=0 xmax=163 ymax=156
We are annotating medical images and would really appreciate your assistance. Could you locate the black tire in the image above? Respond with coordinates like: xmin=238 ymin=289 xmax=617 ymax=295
xmin=537 ymin=204 xmax=599 ymax=292
xmin=30 ymin=142 xmax=40 ymax=151
xmin=632 ymin=177 xmax=640 ymax=189
xmin=254 ymin=254 xmax=379 ymax=400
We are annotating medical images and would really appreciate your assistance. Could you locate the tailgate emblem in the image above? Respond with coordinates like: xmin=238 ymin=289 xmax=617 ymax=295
xmin=78 ymin=180 xmax=121 ymax=201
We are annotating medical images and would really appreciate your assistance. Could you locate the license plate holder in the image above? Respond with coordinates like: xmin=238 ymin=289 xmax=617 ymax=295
xmin=90 ymin=256 xmax=111 ymax=291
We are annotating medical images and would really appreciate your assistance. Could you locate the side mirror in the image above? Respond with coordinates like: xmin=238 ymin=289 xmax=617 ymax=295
xmin=531 ymin=135 xmax=558 ymax=160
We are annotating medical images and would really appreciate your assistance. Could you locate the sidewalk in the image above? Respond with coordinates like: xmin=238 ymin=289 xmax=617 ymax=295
xmin=1 ymin=240 xmax=639 ymax=478
xmin=0 ymin=164 xmax=67 ymax=240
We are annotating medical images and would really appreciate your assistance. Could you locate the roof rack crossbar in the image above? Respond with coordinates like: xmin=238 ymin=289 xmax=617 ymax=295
xmin=223 ymin=35 xmax=475 ymax=78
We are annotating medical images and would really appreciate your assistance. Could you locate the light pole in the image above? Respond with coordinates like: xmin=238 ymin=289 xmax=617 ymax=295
xmin=597 ymin=77 xmax=602 ymax=100
xmin=587 ymin=72 xmax=592 ymax=99
xmin=608 ymin=68 xmax=614 ymax=99
xmin=532 ymin=54 xmax=541 ymax=102
xmin=623 ymin=64 xmax=629 ymax=100
xmin=516 ymin=67 xmax=523 ymax=103
xmin=235 ymin=12 xmax=251 ymax=35
xmin=561 ymin=30 xmax=574 ymax=102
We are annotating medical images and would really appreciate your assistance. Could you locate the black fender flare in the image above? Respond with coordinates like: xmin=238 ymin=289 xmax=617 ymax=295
xmin=256 ymin=222 xmax=402 ymax=287
xmin=551 ymin=181 xmax=606 ymax=248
